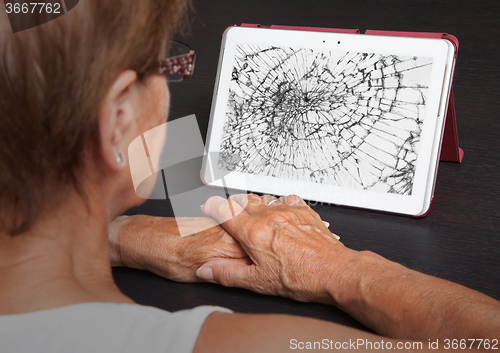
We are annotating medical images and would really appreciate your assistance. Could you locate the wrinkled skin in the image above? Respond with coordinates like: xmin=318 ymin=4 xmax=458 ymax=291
xmin=199 ymin=194 xmax=355 ymax=304
xmin=109 ymin=215 xmax=247 ymax=282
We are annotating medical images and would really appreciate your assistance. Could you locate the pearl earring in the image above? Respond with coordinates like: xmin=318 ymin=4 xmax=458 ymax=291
xmin=116 ymin=152 xmax=124 ymax=164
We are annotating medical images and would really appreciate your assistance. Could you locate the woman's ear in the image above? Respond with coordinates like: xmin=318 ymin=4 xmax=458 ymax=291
xmin=97 ymin=70 xmax=138 ymax=172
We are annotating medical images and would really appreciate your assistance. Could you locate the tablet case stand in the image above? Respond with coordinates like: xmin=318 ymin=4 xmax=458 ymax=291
xmin=239 ymin=23 xmax=464 ymax=163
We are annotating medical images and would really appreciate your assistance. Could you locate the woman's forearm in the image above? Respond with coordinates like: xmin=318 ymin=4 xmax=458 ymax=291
xmin=198 ymin=194 xmax=500 ymax=342
xmin=108 ymin=215 xmax=247 ymax=282
xmin=329 ymin=250 xmax=500 ymax=340
xmin=108 ymin=215 xmax=178 ymax=270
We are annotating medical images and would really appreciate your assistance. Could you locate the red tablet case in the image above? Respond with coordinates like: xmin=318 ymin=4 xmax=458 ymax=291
xmin=239 ymin=23 xmax=464 ymax=164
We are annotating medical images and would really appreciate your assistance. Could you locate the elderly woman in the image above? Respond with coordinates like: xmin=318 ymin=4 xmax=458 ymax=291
xmin=1 ymin=1 xmax=499 ymax=352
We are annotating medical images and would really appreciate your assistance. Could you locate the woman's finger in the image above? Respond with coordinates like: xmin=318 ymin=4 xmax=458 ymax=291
xmin=229 ymin=193 xmax=286 ymax=214
xmin=228 ymin=193 xmax=263 ymax=214
xmin=196 ymin=258 xmax=254 ymax=287
xmin=201 ymin=195 xmax=250 ymax=240
xmin=279 ymin=195 xmax=339 ymax=238
xmin=280 ymin=194 xmax=308 ymax=207
xmin=321 ymin=221 xmax=341 ymax=240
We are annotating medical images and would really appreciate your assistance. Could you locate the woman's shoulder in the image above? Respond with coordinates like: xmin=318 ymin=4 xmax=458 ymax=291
xmin=0 ymin=302 xmax=231 ymax=353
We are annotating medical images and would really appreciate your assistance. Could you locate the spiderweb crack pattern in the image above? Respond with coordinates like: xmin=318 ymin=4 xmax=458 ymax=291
xmin=218 ymin=44 xmax=432 ymax=195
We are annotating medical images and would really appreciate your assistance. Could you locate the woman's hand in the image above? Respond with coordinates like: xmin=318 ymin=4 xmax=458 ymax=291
xmin=197 ymin=194 xmax=359 ymax=304
xmin=108 ymin=215 xmax=248 ymax=282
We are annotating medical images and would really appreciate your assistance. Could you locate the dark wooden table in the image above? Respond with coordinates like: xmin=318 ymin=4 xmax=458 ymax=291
xmin=113 ymin=0 xmax=500 ymax=331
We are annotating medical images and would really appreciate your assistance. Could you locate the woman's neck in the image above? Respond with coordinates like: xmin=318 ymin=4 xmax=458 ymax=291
xmin=0 ymin=188 xmax=134 ymax=315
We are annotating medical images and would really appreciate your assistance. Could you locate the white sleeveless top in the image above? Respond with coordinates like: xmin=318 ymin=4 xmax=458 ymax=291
xmin=0 ymin=303 xmax=231 ymax=353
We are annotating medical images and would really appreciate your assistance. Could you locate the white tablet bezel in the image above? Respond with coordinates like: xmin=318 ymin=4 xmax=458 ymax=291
xmin=202 ymin=26 xmax=455 ymax=216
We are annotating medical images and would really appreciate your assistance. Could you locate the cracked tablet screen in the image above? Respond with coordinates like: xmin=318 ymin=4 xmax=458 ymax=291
xmin=218 ymin=44 xmax=432 ymax=195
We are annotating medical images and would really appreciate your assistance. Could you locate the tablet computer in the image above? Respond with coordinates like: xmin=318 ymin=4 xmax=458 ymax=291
xmin=201 ymin=26 xmax=456 ymax=216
